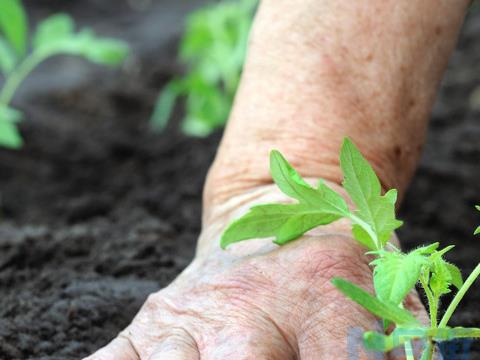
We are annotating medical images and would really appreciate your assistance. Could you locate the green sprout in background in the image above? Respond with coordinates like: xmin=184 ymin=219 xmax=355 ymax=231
xmin=151 ymin=0 xmax=257 ymax=137
xmin=221 ymin=138 xmax=480 ymax=359
xmin=0 ymin=0 xmax=129 ymax=149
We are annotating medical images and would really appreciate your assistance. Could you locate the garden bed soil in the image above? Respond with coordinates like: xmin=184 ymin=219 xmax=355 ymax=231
xmin=1 ymin=1 xmax=480 ymax=359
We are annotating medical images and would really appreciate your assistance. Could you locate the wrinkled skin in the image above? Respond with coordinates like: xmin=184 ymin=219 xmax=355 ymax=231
xmin=86 ymin=184 xmax=432 ymax=360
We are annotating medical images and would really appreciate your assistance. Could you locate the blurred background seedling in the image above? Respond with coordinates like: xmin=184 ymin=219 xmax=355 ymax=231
xmin=0 ymin=0 xmax=129 ymax=149
xmin=151 ymin=0 xmax=257 ymax=136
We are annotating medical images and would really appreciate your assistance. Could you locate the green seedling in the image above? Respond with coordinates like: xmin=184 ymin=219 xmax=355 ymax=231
xmin=0 ymin=0 xmax=129 ymax=149
xmin=151 ymin=0 xmax=257 ymax=136
xmin=221 ymin=138 xmax=480 ymax=359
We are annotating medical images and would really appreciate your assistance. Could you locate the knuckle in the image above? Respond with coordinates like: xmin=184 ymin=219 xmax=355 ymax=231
xmin=159 ymin=327 xmax=198 ymax=351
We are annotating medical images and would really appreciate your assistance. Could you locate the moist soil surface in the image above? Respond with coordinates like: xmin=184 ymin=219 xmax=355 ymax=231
xmin=1 ymin=1 xmax=480 ymax=359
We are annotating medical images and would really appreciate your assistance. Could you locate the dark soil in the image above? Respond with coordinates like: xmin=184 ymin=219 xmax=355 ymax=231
xmin=1 ymin=1 xmax=480 ymax=359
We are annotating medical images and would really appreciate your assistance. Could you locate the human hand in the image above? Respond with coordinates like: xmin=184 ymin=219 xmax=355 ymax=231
xmin=85 ymin=0 xmax=469 ymax=355
xmin=85 ymin=181 xmax=432 ymax=360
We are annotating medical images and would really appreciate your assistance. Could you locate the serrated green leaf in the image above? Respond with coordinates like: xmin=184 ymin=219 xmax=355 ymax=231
xmin=270 ymin=150 xmax=317 ymax=203
xmin=220 ymin=150 xmax=365 ymax=248
xmin=445 ymin=263 xmax=463 ymax=290
xmin=0 ymin=105 xmax=23 ymax=148
xmin=412 ymin=242 xmax=440 ymax=255
xmin=270 ymin=151 xmax=349 ymax=215
xmin=371 ymin=251 xmax=427 ymax=305
xmin=0 ymin=36 xmax=16 ymax=75
xmin=34 ymin=28 xmax=129 ymax=66
xmin=0 ymin=0 xmax=27 ymax=57
xmin=351 ymin=224 xmax=377 ymax=251
xmin=340 ymin=137 xmax=381 ymax=209
xmin=221 ymin=204 xmax=341 ymax=249
xmin=33 ymin=13 xmax=74 ymax=50
xmin=434 ymin=245 xmax=455 ymax=258
xmin=425 ymin=246 xmax=460 ymax=298
xmin=430 ymin=258 xmax=452 ymax=297
xmin=331 ymin=278 xmax=420 ymax=326
xmin=340 ymin=138 xmax=402 ymax=249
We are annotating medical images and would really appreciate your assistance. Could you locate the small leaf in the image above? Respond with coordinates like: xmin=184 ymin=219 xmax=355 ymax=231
xmin=429 ymin=258 xmax=453 ymax=297
xmin=445 ymin=263 xmax=463 ymax=290
xmin=80 ymin=36 xmax=129 ymax=66
xmin=426 ymin=246 xmax=460 ymax=298
xmin=434 ymin=245 xmax=455 ymax=258
xmin=0 ymin=105 xmax=22 ymax=123
xmin=0 ymin=36 xmax=16 ymax=75
xmin=270 ymin=151 xmax=349 ymax=215
xmin=371 ymin=250 xmax=427 ymax=305
xmin=220 ymin=150 xmax=353 ymax=248
xmin=182 ymin=115 xmax=214 ymax=137
xmin=0 ymin=105 xmax=23 ymax=149
xmin=33 ymin=13 xmax=74 ymax=50
xmin=352 ymin=224 xmax=377 ymax=251
xmin=0 ymin=0 xmax=27 ymax=57
xmin=221 ymin=204 xmax=341 ymax=249
xmin=270 ymin=150 xmax=318 ymax=204
xmin=331 ymin=278 xmax=419 ymax=326
xmin=412 ymin=242 xmax=440 ymax=255
xmin=151 ymin=80 xmax=182 ymax=131
xmin=340 ymin=138 xmax=402 ymax=249
xmin=34 ymin=28 xmax=129 ymax=67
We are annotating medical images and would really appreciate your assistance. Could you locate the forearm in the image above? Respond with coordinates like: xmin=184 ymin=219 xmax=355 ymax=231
xmin=206 ymin=0 xmax=469 ymax=216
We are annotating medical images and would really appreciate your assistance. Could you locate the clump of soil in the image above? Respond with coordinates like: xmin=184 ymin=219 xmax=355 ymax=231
xmin=1 ymin=1 xmax=480 ymax=359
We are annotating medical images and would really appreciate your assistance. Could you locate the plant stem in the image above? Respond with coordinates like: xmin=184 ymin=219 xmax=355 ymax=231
xmin=404 ymin=340 xmax=415 ymax=360
xmin=0 ymin=51 xmax=48 ymax=106
xmin=439 ymin=262 xmax=480 ymax=328
xmin=422 ymin=340 xmax=435 ymax=360
xmin=419 ymin=277 xmax=437 ymax=328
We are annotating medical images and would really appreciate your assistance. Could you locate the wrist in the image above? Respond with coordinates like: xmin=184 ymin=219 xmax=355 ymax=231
xmin=209 ymin=0 xmax=469 ymax=207
xmin=200 ymin=179 xmax=372 ymax=260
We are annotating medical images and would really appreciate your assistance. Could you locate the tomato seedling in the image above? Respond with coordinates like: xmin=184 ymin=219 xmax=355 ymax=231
xmin=151 ymin=0 xmax=257 ymax=136
xmin=221 ymin=138 xmax=480 ymax=359
xmin=0 ymin=0 xmax=129 ymax=149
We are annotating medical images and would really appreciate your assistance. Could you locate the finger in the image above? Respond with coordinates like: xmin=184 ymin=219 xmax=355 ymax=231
xmin=83 ymin=336 xmax=139 ymax=360
xmin=147 ymin=328 xmax=200 ymax=360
